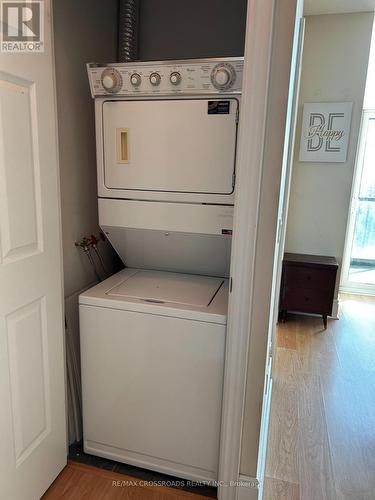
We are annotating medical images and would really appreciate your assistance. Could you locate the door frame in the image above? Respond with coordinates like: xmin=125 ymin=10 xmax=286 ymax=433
xmin=218 ymin=1 xmax=304 ymax=499
xmin=254 ymin=12 xmax=306 ymax=500
xmin=340 ymin=109 xmax=375 ymax=295
xmin=218 ymin=1 xmax=281 ymax=499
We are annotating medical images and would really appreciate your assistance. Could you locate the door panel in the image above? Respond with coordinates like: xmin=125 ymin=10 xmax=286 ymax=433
xmin=103 ymin=99 xmax=238 ymax=194
xmin=0 ymin=1 xmax=67 ymax=499
xmin=0 ymin=75 xmax=43 ymax=263
xmin=6 ymin=298 xmax=50 ymax=467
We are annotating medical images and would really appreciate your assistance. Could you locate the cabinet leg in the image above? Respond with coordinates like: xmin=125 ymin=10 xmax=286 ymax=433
xmin=323 ymin=314 xmax=327 ymax=329
xmin=281 ymin=310 xmax=287 ymax=323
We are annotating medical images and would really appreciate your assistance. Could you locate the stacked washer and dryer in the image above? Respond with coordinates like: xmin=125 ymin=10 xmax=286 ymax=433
xmin=80 ymin=58 xmax=243 ymax=482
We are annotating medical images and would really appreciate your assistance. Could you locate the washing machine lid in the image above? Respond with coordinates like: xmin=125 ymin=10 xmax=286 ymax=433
xmin=106 ymin=270 xmax=224 ymax=308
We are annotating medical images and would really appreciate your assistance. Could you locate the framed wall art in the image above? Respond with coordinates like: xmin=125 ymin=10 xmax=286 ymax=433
xmin=299 ymin=102 xmax=353 ymax=162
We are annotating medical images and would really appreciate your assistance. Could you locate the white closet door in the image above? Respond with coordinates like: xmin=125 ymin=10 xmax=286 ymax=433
xmin=0 ymin=1 xmax=67 ymax=498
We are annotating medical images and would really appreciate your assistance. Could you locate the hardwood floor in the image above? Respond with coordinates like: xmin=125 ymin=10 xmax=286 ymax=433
xmin=264 ymin=294 xmax=375 ymax=500
xmin=43 ymin=461 xmax=210 ymax=500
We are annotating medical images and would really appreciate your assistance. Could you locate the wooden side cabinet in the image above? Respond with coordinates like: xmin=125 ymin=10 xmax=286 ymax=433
xmin=279 ymin=253 xmax=339 ymax=329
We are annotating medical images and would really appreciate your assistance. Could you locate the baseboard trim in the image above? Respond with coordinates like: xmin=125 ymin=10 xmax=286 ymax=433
xmin=331 ymin=298 xmax=339 ymax=319
xmin=236 ymin=475 xmax=259 ymax=500
xmin=84 ymin=440 xmax=215 ymax=483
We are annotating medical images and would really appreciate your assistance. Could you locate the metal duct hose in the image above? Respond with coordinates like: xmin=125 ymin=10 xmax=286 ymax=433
xmin=118 ymin=0 xmax=139 ymax=62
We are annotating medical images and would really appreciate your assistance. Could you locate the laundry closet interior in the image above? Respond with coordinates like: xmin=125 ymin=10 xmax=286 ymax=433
xmin=55 ymin=0 xmax=248 ymax=486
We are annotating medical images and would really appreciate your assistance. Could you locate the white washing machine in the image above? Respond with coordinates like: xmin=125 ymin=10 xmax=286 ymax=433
xmin=80 ymin=268 xmax=228 ymax=481
xmin=81 ymin=58 xmax=243 ymax=482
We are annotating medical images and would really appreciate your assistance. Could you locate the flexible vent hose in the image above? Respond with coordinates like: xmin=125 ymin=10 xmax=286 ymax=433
xmin=118 ymin=0 xmax=139 ymax=62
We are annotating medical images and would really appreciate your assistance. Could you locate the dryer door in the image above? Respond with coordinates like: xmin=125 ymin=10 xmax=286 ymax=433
xmin=102 ymin=98 xmax=238 ymax=195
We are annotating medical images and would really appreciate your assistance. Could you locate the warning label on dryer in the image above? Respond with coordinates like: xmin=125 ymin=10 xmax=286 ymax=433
xmin=208 ymin=101 xmax=230 ymax=114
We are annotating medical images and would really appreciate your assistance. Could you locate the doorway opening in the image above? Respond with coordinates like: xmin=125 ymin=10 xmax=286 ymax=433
xmin=264 ymin=3 xmax=375 ymax=499
xmin=341 ymin=110 xmax=375 ymax=294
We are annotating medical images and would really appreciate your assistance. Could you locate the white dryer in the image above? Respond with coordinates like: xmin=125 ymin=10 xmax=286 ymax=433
xmin=88 ymin=58 xmax=243 ymax=205
xmin=80 ymin=269 xmax=228 ymax=481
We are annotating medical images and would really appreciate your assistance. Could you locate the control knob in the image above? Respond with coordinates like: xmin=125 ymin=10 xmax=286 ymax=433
xmin=130 ymin=73 xmax=142 ymax=86
xmin=211 ymin=63 xmax=236 ymax=91
xmin=101 ymin=68 xmax=122 ymax=93
xmin=150 ymin=72 xmax=161 ymax=86
xmin=170 ymin=72 xmax=181 ymax=85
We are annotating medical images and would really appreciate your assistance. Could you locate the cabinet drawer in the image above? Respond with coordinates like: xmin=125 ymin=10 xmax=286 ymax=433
xmin=283 ymin=287 xmax=332 ymax=314
xmin=284 ymin=265 xmax=336 ymax=291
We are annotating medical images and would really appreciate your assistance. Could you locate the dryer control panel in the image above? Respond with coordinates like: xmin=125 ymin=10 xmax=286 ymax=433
xmin=87 ymin=58 xmax=243 ymax=97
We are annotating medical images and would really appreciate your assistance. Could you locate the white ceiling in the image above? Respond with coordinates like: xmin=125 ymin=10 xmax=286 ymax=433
xmin=304 ymin=0 xmax=375 ymax=15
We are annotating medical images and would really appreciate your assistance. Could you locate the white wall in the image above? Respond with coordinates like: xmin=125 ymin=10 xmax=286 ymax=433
xmin=53 ymin=0 xmax=120 ymax=298
xmin=364 ymin=20 xmax=375 ymax=109
xmin=304 ymin=0 xmax=375 ymax=16
xmin=285 ymin=12 xmax=374 ymax=292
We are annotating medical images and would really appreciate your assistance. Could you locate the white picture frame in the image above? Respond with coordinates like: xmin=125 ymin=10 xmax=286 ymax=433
xmin=299 ymin=102 xmax=353 ymax=162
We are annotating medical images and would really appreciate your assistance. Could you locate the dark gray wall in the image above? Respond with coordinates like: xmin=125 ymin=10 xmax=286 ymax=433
xmin=54 ymin=0 xmax=120 ymax=297
xmin=138 ymin=0 xmax=247 ymax=60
